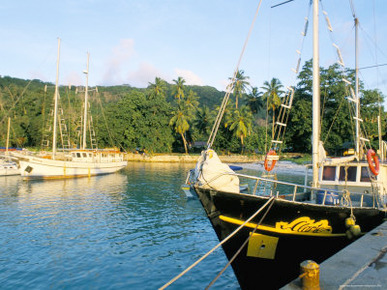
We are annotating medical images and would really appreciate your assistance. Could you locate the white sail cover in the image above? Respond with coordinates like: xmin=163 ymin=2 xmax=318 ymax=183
xmin=195 ymin=149 xmax=240 ymax=193
xmin=322 ymin=155 xmax=357 ymax=166
xmin=318 ymin=141 xmax=356 ymax=165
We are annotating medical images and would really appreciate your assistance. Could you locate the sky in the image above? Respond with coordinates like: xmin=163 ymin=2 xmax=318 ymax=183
xmin=1 ymin=0 xmax=386 ymax=106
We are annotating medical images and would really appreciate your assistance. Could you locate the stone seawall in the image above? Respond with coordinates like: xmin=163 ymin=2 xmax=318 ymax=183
xmin=124 ymin=153 xmax=264 ymax=163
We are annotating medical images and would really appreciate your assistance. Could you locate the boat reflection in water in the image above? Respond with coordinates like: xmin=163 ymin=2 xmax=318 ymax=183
xmin=1 ymin=173 xmax=128 ymax=205
xmin=0 ymin=163 xmax=243 ymax=289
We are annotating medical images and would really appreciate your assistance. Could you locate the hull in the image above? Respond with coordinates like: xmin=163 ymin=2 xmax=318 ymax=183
xmin=0 ymin=167 xmax=20 ymax=176
xmin=194 ymin=186 xmax=386 ymax=289
xmin=19 ymin=157 xmax=127 ymax=179
xmin=0 ymin=160 xmax=20 ymax=176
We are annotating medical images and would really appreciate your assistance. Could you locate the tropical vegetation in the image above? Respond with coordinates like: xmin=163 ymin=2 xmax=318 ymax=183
xmin=0 ymin=60 xmax=385 ymax=156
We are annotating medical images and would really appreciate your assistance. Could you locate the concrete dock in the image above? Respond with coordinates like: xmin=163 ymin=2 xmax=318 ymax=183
xmin=282 ymin=220 xmax=387 ymax=289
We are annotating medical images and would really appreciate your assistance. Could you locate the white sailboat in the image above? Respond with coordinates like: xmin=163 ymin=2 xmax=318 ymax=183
xmin=14 ymin=39 xmax=127 ymax=179
xmin=0 ymin=117 xmax=19 ymax=176
xmin=316 ymin=15 xmax=387 ymax=198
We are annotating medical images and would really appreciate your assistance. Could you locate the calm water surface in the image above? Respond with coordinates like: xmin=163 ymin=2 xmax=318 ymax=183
xmin=0 ymin=163 xmax=241 ymax=289
xmin=0 ymin=162 xmax=306 ymax=289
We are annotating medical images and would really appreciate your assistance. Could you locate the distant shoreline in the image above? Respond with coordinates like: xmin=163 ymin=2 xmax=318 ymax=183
xmin=124 ymin=153 xmax=305 ymax=163
xmin=124 ymin=153 xmax=263 ymax=163
xmin=234 ymin=160 xmax=312 ymax=175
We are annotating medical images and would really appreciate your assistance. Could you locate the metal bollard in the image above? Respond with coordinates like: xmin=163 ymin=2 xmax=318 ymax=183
xmin=299 ymin=260 xmax=320 ymax=289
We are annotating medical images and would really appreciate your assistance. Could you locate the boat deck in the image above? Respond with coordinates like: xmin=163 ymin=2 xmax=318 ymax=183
xmin=282 ymin=220 xmax=387 ymax=289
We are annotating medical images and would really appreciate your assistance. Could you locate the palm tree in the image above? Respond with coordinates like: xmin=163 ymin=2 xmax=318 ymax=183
xmin=229 ymin=70 xmax=250 ymax=109
xmin=261 ymin=78 xmax=284 ymax=138
xmin=247 ymin=86 xmax=264 ymax=114
xmin=185 ymin=90 xmax=199 ymax=111
xmin=148 ymin=77 xmax=167 ymax=100
xmin=225 ymin=105 xmax=253 ymax=152
xmin=194 ymin=106 xmax=211 ymax=137
xmin=169 ymin=100 xmax=193 ymax=154
xmin=173 ymin=76 xmax=186 ymax=100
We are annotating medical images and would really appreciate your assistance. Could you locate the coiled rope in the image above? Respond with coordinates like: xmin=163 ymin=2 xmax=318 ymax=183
xmin=342 ymin=189 xmax=355 ymax=221
xmin=159 ymin=195 xmax=275 ymax=289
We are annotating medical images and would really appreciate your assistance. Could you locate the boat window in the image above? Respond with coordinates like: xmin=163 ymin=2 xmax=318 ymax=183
xmin=82 ymin=153 xmax=87 ymax=158
xmin=360 ymin=167 xmax=371 ymax=182
xmin=89 ymin=153 xmax=92 ymax=157
xmin=77 ymin=153 xmax=81 ymax=158
xmin=322 ymin=166 xmax=336 ymax=181
xmin=339 ymin=166 xmax=357 ymax=182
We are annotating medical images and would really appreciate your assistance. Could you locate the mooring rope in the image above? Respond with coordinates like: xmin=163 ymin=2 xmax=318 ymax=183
xmin=159 ymin=195 xmax=275 ymax=289
xmin=205 ymin=196 xmax=276 ymax=289
xmin=207 ymin=0 xmax=263 ymax=148
xmin=0 ymin=80 xmax=34 ymax=125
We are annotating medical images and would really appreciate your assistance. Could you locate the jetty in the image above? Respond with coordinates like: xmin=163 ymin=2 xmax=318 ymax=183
xmin=282 ymin=220 xmax=387 ymax=289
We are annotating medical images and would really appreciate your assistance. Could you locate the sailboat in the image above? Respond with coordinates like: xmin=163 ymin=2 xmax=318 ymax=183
xmin=0 ymin=117 xmax=20 ymax=176
xmin=184 ymin=1 xmax=387 ymax=289
xmin=14 ymin=39 xmax=127 ymax=179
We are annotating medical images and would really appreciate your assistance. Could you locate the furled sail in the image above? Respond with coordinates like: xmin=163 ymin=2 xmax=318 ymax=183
xmin=195 ymin=149 xmax=240 ymax=193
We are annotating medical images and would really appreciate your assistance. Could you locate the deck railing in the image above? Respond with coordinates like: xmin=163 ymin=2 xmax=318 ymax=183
xmin=196 ymin=170 xmax=384 ymax=209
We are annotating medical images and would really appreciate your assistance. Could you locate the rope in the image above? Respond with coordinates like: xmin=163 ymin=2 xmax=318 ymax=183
xmin=96 ymin=91 xmax=127 ymax=153
xmin=0 ymin=41 xmax=56 ymax=126
xmin=348 ymin=0 xmax=356 ymax=18
xmin=319 ymin=2 xmax=368 ymax=154
xmin=268 ymin=1 xmax=312 ymax=155
xmin=207 ymin=0 xmax=263 ymax=148
xmin=322 ymin=97 xmax=346 ymax=145
xmin=205 ymin=196 xmax=276 ymax=289
xmin=0 ymin=81 xmax=34 ymax=125
xmin=159 ymin=196 xmax=275 ymax=290
xmin=342 ymin=189 xmax=355 ymax=220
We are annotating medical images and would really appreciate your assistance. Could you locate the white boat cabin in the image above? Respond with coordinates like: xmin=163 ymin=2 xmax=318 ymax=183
xmin=319 ymin=161 xmax=387 ymax=194
xmin=70 ymin=150 xmax=124 ymax=163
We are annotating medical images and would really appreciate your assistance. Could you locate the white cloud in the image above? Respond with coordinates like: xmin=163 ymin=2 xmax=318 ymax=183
xmin=64 ymin=71 xmax=83 ymax=87
xmin=219 ymin=78 xmax=231 ymax=91
xmin=28 ymin=70 xmax=49 ymax=83
xmin=127 ymin=62 xmax=165 ymax=87
xmin=173 ymin=68 xmax=203 ymax=86
xmin=102 ymin=39 xmax=136 ymax=84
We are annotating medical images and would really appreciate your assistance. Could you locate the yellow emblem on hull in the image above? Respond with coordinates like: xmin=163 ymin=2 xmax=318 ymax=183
xmin=276 ymin=217 xmax=332 ymax=234
xmin=219 ymin=215 xmax=340 ymax=237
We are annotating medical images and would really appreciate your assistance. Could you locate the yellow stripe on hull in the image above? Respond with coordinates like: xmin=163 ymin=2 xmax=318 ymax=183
xmin=22 ymin=173 xmax=100 ymax=180
xmin=219 ymin=215 xmax=346 ymax=237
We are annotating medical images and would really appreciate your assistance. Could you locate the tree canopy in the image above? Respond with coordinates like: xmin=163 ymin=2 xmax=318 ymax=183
xmin=0 ymin=62 xmax=385 ymax=156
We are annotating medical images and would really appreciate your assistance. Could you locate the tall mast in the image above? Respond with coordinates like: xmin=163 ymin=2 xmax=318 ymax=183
xmin=5 ymin=117 xmax=10 ymax=156
xmin=354 ymin=17 xmax=360 ymax=158
xmin=312 ymin=0 xmax=320 ymax=188
xmin=82 ymin=52 xmax=90 ymax=150
xmin=52 ymin=38 xmax=61 ymax=159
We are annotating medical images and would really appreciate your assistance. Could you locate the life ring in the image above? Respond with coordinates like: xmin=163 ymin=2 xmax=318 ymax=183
xmin=264 ymin=150 xmax=277 ymax=172
xmin=366 ymin=149 xmax=379 ymax=176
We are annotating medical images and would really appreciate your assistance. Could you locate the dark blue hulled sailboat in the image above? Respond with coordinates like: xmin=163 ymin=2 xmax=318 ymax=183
xmin=185 ymin=1 xmax=386 ymax=288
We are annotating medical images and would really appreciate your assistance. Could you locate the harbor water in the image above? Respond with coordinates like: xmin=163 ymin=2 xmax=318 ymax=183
xmin=0 ymin=162 xmax=307 ymax=289
xmin=0 ymin=163 xmax=239 ymax=289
